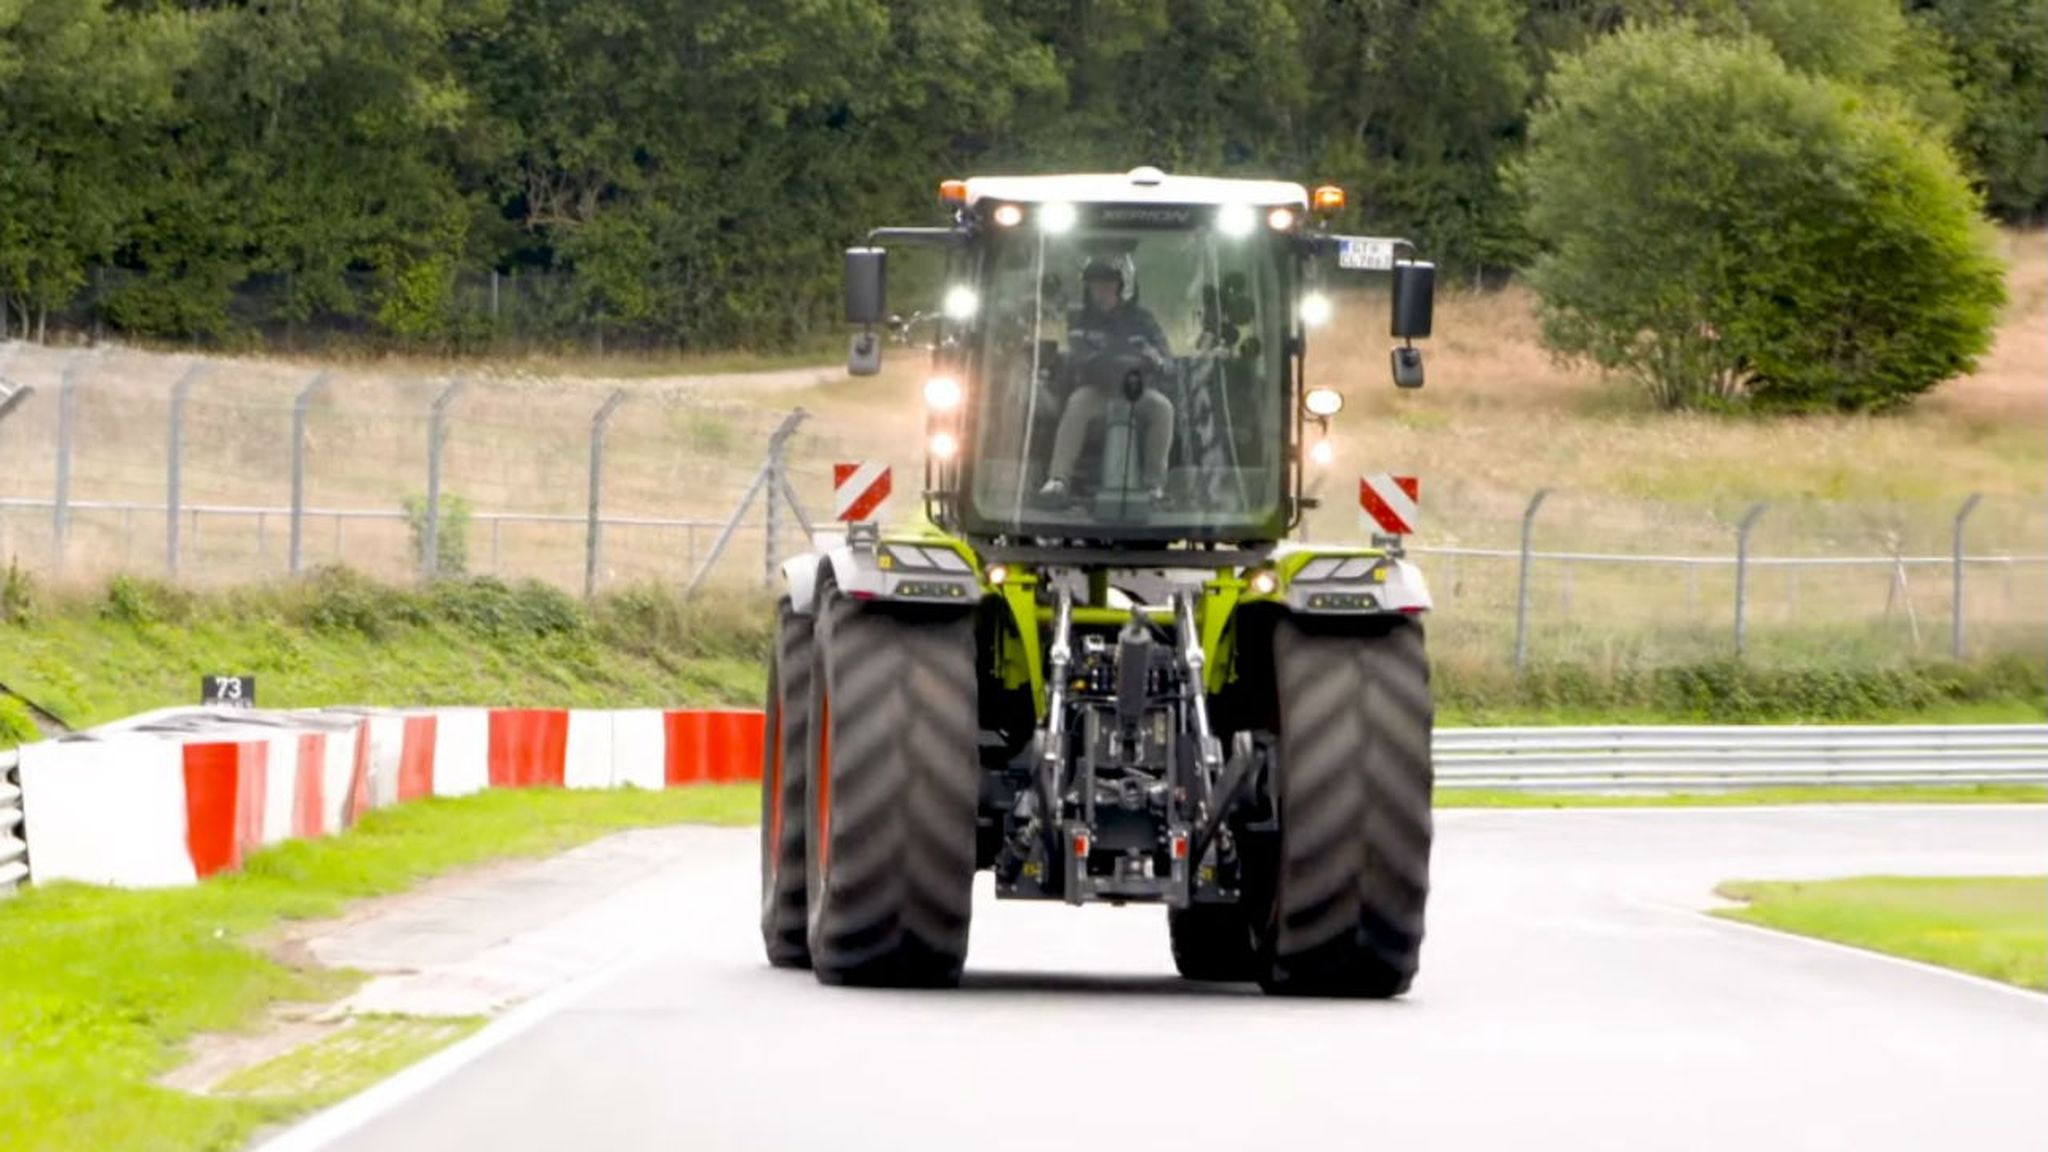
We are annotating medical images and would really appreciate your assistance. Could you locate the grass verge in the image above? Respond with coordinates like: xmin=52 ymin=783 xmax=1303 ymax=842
xmin=1712 ymin=876 xmax=2048 ymax=992
xmin=0 ymin=784 xmax=755 ymax=1152
xmin=0 ymin=568 xmax=773 ymax=743
xmin=0 ymin=568 xmax=2039 ymax=753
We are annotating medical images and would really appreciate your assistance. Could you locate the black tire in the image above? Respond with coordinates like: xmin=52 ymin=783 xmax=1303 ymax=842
xmin=804 ymin=582 xmax=980 ymax=987
xmin=1168 ymin=903 xmax=1259 ymax=981
xmin=1256 ymin=615 xmax=1434 ymax=998
xmin=760 ymin=599 xmax=813 ymax=968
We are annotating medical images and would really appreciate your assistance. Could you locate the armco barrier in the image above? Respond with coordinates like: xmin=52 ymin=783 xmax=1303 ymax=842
xmin=11 ymin=705 xmax=765 ymax=890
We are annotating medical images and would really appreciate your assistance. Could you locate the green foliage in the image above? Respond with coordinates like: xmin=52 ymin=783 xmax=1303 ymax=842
xmin=1515 ymin=22 xmax=2007 ymax=412
xmin=402 ymin=492 xmax=471 ymax=575
xmin=0 ymin=560 xmax=36 ymax=626
xmin=0 ymin=696 xmax=36 ymax=746
xmin=1 ymin=0 xmax=2041 ymax=348
xmin=1909 ymin=0 xmax=2048 ymax=222
xmin=1439 ymin=652 xmax=2043 ymax=724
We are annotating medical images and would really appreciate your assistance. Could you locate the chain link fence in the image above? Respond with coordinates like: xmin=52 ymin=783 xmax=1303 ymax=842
xmin=2 ymin=340 xmax=2042 ymax=670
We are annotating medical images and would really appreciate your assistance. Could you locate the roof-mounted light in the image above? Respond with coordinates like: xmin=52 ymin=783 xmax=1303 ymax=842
xmin=1312 ymin=185 xmax=1346 ymax=213
xmin=1217 ymin=203 xmax=1255 ymax=238
xmin=940 ymin=179 xmax=968 ymax=205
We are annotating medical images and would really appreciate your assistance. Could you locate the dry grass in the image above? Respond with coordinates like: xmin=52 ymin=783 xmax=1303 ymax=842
xmin=0 ymin=229 xmax=2040 ymax=666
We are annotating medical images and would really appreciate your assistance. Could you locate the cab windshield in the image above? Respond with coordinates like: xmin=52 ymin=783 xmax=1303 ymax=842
xmin=963 ymin=206 xmax=1294 ymax=542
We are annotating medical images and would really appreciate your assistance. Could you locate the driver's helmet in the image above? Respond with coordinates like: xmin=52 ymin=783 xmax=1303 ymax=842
xmin=1080 ymin=255 xmax=1135 ymax=305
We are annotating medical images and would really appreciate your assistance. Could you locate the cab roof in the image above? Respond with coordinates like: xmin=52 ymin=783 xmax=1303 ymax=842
xmin=963 ymin=167 xmax=1309 ymax=209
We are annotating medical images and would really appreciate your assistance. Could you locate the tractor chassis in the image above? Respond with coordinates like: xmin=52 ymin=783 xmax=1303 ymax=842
xmin=984 ymin=581 xmax=1271 ymax=910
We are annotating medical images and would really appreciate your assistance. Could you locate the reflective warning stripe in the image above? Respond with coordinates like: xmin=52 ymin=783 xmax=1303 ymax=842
xmin=1360 ymin=474 xmax=1420 ymax=535
xmin=832 ymin=462 xmax=892 ymax=522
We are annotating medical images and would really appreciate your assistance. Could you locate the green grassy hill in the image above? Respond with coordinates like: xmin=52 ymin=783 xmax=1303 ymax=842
xmin=0 ymin=565 xmax=2038 ymax=750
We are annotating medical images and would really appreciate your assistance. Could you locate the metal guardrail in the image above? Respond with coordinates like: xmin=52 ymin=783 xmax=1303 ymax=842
xmin=1434 ymin=724 xmax=2048 ymax=791
xmin=2 ymin=747 xmax=26 ymax=892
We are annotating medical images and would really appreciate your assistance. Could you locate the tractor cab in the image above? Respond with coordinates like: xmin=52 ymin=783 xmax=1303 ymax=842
xmin=844 ymin=168 xmax=1436 ymax=554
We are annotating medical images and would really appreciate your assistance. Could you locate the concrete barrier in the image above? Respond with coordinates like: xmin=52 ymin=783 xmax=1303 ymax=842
xmin=12 ymin=705 xmax=766 ymax=890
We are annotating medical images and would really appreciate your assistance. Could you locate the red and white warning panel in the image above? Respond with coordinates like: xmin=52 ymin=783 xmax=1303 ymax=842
xmin=833 ymin=462 xmax=893 ymax=522
xmin=1360 ymin=473 xmax=1420 ymax=535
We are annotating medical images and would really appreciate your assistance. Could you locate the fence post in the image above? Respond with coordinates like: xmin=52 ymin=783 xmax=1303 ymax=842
xmin=684 ymin=409 xmax=809 ymax=599
xmin=1734 ymin=502 xmax=1768 ymax=658
xmin=52 ymin=359 xmax=80 ymax=575
xmin=165 ymin=361 xmax=209 ymax=579
xmin=585 ymin=389 xmax=627 ymax=600
xmin=423 ymin=379 xmax=465 ymax=581
xmin=1513 ymin=488 xmax=1551 ymax=674
xmin=0 ymin=383 xmax=30 ymax=426
xmin=289 ymin=372 xmax=332 ymax=576
xmin=1951 ymin=492 xmax=1982 ymax=661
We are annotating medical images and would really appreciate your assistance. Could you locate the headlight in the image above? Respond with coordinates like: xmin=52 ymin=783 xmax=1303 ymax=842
xmin=930 ymin=431 xmax=959 ymax=460
xmin=943 ymin=285 xmax=978 ymax=320
xmin=1304 ymin=387 xmax=1344 ymax=417
xmin=993 ymin=204 xmax=1023 ymax=228
xmin=1300 ymin=293 xmax=1332 ymax=326
xmin=1248 ymin=569 xmax=1279 ymax=596
xmin=1040 ymin=202 xmax=1077 ymax=234
xmin=924 ymin=376 xmax=962 ymax=412
xmin=1309 ymin=439 xmax=1334 ymax=466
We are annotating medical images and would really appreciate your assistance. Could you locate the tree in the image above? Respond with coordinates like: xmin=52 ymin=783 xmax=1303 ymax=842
xmin=1909 ymin=0 xmax=2048 ymax=222
xmin=1515 ymin=22 xmax=2006 ymax=412
xmin=1301 ymin=0 xmax=1533 ymax=275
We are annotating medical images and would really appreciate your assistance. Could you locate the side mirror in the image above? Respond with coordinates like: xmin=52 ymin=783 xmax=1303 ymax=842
xmin=1391 ymin=346 xmax=1424 ymax=389
xmin=848 ymin=330 xmax=882 ymax=377
xmin=1391 ymin=260 xmax=1434 ymax=339
xmin=845 ymin=247 xmax=887 ymax=326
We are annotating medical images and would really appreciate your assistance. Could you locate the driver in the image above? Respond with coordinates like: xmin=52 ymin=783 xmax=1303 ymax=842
xmin=1037 ymin=259 xmax=1176 ymax=501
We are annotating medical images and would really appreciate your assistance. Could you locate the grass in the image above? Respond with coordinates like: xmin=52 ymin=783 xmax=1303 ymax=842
xmin=0 ymin=568 xmax=2038 ymax=752
xmin=0 ymin=784 xmax=755 ymax=1152
xmin=211 ymin=1015 xmax=487 ymax=1108
xmin=1713 ymin=876 xmax=2048 ymax=992
xmin=0 ymin=568 xmax=771 ymax=742
xmin=1441 ymin=784 xmax=2047 ymax=807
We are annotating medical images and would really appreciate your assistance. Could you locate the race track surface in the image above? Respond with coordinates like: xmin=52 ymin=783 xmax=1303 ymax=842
xmin=262 ymin=807 xmax=2048 ymax=1152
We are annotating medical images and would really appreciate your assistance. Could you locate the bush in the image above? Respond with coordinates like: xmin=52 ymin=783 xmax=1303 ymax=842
xmin=402 ymin=492 xmax=472 ymax=576
xmin=1514 ymin=22 xmax=2007 ymax=413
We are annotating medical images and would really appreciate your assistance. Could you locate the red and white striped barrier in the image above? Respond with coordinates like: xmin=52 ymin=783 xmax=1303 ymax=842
xmin=14 ymin=705 xmax=765 ymax=889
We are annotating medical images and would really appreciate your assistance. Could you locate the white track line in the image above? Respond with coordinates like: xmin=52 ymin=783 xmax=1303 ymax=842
xmin=250 ymin=934 xmax=673 ymax=1151
xmin=1685 ymin=900 xmax=2048 ymax=1008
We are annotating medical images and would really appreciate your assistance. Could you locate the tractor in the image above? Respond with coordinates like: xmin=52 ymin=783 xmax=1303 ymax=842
xmin=760 ymin=167 xmax=1439 ymax=996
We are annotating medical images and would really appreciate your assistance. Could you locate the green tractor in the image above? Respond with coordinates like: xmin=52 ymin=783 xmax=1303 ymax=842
xmin=760 ymin=167 xmax=1439 ymax=996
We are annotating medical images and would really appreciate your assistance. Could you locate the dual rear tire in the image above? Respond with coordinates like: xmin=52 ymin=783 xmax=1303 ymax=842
xmin=758 ymin=584 xmax=980 ymax=987
xmin=1172 ymin=614 xmax=1435 ymax=997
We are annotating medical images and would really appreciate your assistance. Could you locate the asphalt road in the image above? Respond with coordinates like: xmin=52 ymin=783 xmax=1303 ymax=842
xmin=262 ymin=807 xmax=2048 ymax=1152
